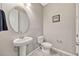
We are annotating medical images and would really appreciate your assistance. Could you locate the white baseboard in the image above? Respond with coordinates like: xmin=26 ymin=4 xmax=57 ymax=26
xmin=27 ymin=46 xmax=76 ymax=56
xmin=52 ymin=47 xmax=76 ymax=56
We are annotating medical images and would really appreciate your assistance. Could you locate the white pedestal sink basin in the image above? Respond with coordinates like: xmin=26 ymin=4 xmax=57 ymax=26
xmin=13 ymin=37 xmax=33 ymax=56
xmin=13 ymin=37 xmax=33 ymax=46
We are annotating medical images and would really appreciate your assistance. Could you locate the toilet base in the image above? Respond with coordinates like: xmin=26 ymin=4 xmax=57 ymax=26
xmin=41 ymin=48 xmax=51 ymax=54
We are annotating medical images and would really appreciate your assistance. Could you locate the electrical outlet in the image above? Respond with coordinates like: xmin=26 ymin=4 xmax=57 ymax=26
xmin=57 ymin=40 xmax=60 ymax=43
xmin=57 ymin=40 xmax=59 ymax=43
xmin=57 ymin=40 xmax=63 ymax=43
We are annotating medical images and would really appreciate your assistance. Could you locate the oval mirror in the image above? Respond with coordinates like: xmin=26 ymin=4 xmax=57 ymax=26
xmin=9 ymin=6 xmax=30 ymax=33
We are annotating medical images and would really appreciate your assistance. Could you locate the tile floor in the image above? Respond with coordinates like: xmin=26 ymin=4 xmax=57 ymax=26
xmin=27 ymin=47 xmax=61 ymax=56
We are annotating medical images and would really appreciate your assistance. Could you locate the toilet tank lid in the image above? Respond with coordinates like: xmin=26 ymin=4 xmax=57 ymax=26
xmin=41 ymin=42 xmax=52 ymax=48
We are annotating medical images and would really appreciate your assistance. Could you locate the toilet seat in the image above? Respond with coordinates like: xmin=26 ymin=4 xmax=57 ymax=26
xmin=41 ymin=42 xmax=52 ymax=48
xmin=37 ymin=36 xmax=53 ymax=54
xmin=41 ymin=42 xmax=52 ymax=54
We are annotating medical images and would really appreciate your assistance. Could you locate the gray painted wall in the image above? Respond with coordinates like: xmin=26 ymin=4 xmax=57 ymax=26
xmin=0 ymin=3 xmax=43 ymax=56
xmin=43 ymin=3 xmax=76 ymax=54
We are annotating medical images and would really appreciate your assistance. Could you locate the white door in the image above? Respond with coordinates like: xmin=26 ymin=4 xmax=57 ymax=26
xmin=76 ymin=3 xmax=79 ymax=55
xmin=76 ymin=4 xmax=79 ymax=42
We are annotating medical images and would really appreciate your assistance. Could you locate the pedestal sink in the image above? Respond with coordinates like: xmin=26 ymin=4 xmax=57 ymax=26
xmin=13 ymin=37 xmax=33 ymax=56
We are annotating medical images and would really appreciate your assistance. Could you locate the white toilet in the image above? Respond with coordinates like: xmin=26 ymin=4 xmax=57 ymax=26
xmin=37 ymin=36 xmax=52 ymax=54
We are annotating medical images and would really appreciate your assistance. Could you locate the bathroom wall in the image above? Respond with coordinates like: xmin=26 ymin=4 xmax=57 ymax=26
xmin=43 ymin=3 xmax=76 ymax=54
xmin=0 ymin=3 xmax=43 ymax=55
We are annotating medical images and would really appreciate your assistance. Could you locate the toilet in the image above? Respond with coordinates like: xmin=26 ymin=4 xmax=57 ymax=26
xmin=37 ymin=36 xmax=52 ymax=54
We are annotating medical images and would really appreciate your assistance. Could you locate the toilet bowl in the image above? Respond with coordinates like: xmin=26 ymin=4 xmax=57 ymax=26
xmin=37 ymin=36 xmax=52 ymax=54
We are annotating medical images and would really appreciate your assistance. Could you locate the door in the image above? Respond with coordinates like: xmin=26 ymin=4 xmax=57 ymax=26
xmin=76 ymin=3 xmax=79 ymax=55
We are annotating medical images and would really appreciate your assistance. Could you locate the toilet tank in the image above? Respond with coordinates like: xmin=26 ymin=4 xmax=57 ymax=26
xmin=37 ymin=36 xmax=44 ymax=43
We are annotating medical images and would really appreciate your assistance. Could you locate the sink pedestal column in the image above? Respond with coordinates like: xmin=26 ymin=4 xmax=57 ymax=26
xmin=19 ymin=46 xmax=26 ymax=56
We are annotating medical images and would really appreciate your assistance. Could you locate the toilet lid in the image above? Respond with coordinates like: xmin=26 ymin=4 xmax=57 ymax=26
xmin=41 ymin=42 xmax=52 ymax=48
